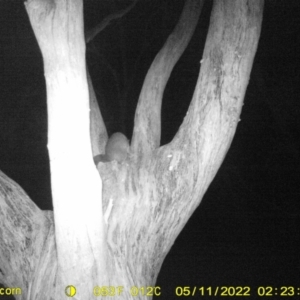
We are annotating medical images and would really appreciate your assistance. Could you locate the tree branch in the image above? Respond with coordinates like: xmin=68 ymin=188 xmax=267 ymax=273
xmin=85 ymin=0 xmax=138 ymax=43
xmin=0 ymin=170 xmax=53 ymax=293
xmin=131 ymin=0 xmax=203 ymax=162
xmin=88 ymin=67 xmax=108 ymax=157
xmin=146 ymin=0 xmax=264 ymax=274
xmin=114 ymin=0 xmax=264 ymax=284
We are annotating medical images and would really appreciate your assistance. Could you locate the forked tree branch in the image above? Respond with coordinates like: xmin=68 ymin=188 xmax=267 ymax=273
xmin=131 ymin=0 xmax=203 ymax=162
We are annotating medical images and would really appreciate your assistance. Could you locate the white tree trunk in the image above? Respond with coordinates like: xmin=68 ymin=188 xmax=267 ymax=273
xmin=25 ymin=0 xmax=107 ymax=297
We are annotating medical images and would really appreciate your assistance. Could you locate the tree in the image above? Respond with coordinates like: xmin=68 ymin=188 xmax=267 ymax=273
xmin=0 ymin=0 xmax=264 ymax=299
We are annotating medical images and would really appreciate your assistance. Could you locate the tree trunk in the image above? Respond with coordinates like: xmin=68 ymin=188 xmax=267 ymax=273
xmin=0 ymin=0 xmax=264 ymax=299
xmin=24 ymin=0 xmax=107 ymax=297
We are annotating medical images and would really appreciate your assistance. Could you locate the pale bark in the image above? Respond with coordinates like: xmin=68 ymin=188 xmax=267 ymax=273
xmin=25 ymin=0 xmax=107 ymax=297
xmin=100 ymin=0 xmax=264 ymax=290
xmin=131 ymin=0 xmax=204 ymax=162
xmin=0 ymin=1 xmax=264 ymax=299
xmin=88 ymin=69 xmax=108 ymax=157
xmin=0 ymin=170 xmax=55 ymax=298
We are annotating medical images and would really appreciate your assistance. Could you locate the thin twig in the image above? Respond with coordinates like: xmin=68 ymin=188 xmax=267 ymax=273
xmin=85 ymin=0 xmax=138 ymax=43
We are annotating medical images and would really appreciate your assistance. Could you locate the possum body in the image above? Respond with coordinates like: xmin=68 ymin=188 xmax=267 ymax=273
xmin=94 ymin=132 xmax=129 ymax=164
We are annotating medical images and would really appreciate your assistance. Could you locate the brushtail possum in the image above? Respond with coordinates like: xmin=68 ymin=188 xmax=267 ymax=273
xmin=93 ymin=132 xmax=129 ymax=164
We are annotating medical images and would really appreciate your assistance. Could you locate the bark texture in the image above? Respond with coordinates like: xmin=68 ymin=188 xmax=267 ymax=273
xmin=132 ymin=0 xmax=204 ymax=162
xmin=25 ymin=0 xmax=107 ymax=297
xmin=100 ymin=0 xmax=264 ymax=292
xmin=0 ymin=0 xmax=264 ymax=299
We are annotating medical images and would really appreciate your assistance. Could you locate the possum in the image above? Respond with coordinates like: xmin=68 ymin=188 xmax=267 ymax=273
xmin=93 ymin=132 xmax=129 ymax=164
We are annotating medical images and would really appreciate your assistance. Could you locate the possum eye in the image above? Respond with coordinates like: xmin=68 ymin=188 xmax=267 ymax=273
xmin=94 ymin=132 xmax=129 ymax=164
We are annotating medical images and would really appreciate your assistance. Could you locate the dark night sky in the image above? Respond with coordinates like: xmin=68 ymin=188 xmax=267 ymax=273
xmin=0 ymin=0 xmax=300 ymax=298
